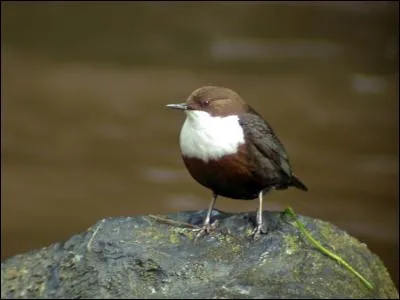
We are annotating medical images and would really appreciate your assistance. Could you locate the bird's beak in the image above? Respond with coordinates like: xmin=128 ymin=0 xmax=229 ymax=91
xmin=166 ymin=103 xmax=188 ymax=110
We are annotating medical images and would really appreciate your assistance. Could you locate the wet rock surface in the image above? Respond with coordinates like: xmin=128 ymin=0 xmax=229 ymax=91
xmin=1 ymin=210 xmax=398 ymax=299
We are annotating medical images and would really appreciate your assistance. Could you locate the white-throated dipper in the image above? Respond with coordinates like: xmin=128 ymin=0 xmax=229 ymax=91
xmin=166 ymin=86 xmax=308 ymax=238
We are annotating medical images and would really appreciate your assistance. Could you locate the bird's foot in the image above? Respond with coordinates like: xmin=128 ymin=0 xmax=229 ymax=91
xmin=251 ymin=223 xmax=267 ymax=240
xmin=194 ymin=220 xmax=219 ymax=241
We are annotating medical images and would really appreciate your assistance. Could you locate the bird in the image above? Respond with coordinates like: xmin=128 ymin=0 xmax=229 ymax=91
xmin=166 ymin=86 xmax=308 ymax=238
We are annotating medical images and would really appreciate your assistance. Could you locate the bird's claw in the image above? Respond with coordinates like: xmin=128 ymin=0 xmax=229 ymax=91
xmin=194 ymin=220 xmax=219 ymax=241
xmin=251 ymin=223 xmax=267 ymax=239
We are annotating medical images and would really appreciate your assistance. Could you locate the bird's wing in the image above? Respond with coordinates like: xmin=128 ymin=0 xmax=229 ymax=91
xmin=239 ymin=110 xmax=292 ymax=179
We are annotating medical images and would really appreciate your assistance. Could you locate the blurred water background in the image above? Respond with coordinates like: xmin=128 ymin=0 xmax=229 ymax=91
xmin=1 ymin=1 xmax=398 ymax=287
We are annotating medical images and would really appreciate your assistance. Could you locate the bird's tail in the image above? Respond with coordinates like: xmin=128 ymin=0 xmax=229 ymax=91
xmin=291 ymin=175 xmax=308 ymax=192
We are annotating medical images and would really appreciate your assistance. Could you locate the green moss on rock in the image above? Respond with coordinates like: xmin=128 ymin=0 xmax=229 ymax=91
xmin=1 ymin=211 xmax=398 ymax=299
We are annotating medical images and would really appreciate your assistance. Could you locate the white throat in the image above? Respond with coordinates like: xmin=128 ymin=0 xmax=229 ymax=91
xmin=179 ymin=110 xmax=245 ymax=162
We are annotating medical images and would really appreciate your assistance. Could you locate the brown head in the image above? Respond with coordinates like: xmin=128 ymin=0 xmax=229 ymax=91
xmin=166 ymin=86 xmax=248 ymax=117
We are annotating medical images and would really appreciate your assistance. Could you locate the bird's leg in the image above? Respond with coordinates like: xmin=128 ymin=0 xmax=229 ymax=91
xmin=195 ymin=192 xmax=218 ymax=239
xmin=251 ymin=190 xmax=268 ymax=238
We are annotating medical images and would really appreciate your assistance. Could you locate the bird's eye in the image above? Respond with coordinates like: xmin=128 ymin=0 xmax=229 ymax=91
xmin=204 ymin=100 xmax=210 ymax=106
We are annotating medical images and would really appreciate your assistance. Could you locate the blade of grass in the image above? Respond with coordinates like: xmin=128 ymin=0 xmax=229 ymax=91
xmin=284 ymin=207 xmax=373 ymax=290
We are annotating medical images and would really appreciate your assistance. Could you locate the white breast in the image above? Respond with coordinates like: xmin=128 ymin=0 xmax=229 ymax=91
xmin=179 ymin=110 xmax=245 ymax=162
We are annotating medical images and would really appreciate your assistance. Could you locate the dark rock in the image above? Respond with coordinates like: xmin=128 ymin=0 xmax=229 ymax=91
xmin=1 ymin=210 xmax=398 ymax=299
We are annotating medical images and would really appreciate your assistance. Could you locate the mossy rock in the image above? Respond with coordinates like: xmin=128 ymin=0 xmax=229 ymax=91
xmin=1 ymin=210 xmax=398 ymax=299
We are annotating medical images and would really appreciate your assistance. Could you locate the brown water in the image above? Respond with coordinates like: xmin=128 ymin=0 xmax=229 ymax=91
xmin=1 ymin=2 xmax=398 ymax=287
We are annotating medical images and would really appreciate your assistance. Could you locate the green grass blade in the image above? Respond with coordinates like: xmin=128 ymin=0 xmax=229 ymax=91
xmin=284 ymin=207 xmax=373 ymax=290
